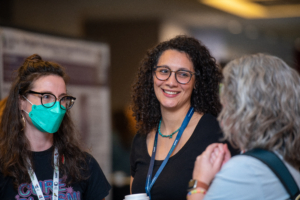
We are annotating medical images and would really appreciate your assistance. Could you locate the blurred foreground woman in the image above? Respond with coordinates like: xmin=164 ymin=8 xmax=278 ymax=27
xmin=189 ymin=54 xmax=300 ymax=200
xmin=0 ymin=54 xmax=111 ymax=199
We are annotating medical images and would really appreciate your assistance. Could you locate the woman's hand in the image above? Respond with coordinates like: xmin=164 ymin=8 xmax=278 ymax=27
xmin=192 ymin=143 xmax=231 ymax=185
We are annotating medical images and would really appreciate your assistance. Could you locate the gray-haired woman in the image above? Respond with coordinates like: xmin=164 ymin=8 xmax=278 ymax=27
xmin=188 ymin=53 xmax=300 ymax=200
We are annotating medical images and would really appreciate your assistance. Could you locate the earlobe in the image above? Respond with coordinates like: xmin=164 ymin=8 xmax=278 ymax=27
xmin=19 ymin=95 xmax=25 ymax=111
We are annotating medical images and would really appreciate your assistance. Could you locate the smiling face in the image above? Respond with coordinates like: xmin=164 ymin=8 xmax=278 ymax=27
xmin=153 ymin=49 xmax=196 ymax=111
xmin=20 ymin=75 xmax=67 ymax=132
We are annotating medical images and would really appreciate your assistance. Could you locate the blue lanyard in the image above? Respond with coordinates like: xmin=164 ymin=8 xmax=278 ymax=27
xmin=145 ymin=107 xmax=194 ymax=199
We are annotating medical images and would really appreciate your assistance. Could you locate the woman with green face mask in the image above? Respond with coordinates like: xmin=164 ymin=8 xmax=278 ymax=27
xmin=0 ymin=54 xmax=111 ymax=200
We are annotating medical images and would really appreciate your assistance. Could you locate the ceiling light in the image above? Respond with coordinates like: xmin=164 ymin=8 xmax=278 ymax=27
xmin=200 ymin=0 xmax=300 ymax=19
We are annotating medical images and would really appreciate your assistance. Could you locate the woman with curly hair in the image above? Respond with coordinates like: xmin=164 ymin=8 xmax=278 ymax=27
xmin=130 ymin=35 xmax=235 ymax=200
xmin=189 ymin=54 xmax=300 ymax=200
xmin=0 ymin=54 xmax=110 ymax=199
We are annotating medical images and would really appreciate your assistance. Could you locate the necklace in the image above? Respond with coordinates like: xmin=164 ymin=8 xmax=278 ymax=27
xmin=158 ymin=119 xmax=180 ymax=139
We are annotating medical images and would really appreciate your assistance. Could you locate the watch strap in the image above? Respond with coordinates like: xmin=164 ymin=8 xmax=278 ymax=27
xmin=196 ymin=181 xmax=209 ymax=191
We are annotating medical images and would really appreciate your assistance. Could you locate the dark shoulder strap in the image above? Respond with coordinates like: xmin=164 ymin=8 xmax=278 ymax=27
xmin=243 ymin=149 xmax=300 ymax=200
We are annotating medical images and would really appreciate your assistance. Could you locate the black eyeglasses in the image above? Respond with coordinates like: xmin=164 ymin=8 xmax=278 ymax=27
xmin=27 ymin=91 xmax=76 ymax=110
xmin=153 ymin=66 xmax=198 ymax=84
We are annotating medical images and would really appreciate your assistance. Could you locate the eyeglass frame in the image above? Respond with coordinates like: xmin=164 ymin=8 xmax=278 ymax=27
xmin=26 ymin=90 xmax=76 ymax=110
xmin=153 ymin=66 xmax=199 ymax=84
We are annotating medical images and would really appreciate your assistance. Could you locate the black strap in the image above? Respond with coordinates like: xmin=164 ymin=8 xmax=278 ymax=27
xmin=243 ymin=149 xmax=300 ymax=200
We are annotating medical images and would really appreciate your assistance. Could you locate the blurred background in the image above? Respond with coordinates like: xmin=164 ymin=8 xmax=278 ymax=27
xmin=0 ymin=0 xmax=300 ymax=199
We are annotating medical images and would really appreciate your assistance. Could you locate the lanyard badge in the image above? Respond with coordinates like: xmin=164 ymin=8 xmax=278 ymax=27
xmin=145 ymin=107 xmax=194 ymax=199
xmin=27 ymin=147 xmax=60 ymax=200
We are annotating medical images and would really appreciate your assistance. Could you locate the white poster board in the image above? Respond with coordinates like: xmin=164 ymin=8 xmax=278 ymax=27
xmin=0 ymin=26 xmax=111 ymax=197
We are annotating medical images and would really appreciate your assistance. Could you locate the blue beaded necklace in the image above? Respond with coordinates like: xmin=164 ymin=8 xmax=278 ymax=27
xmin=158 ymin=119 xmax=180 ymax=139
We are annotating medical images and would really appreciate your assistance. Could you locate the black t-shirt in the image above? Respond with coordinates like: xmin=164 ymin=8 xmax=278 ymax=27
xmin=0 ymin=146 xmax=111 ymax=200
xmin=130 ymin=113 xmax=237 ymax=200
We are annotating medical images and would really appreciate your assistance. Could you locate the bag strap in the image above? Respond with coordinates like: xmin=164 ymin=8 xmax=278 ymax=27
xmin=243 ymin=149 xmax=300 ymax=200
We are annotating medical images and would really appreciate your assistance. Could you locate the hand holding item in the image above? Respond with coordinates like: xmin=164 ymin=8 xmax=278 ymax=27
xmin=192 ymin=143 xmax=231 ymax=186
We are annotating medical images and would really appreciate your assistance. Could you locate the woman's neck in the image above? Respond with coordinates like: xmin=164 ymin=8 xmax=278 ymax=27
xmin=160 ymin=104 xmax=191 ymax=133
xmin=25 ymin=128 xmax=54 ymax=152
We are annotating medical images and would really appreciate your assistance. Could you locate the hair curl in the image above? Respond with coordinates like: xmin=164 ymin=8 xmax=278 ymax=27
xmin=131 ymin=35 xmax=222 ymax=135
xmin=0 ymin=54 xmax=88 ymax=189
xmin=218 ymin=53 xmax=300 ymax=167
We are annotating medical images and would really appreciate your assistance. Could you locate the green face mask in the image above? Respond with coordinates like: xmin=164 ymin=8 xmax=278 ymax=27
xmin=23 ymin=98 xmax=66 ymax=133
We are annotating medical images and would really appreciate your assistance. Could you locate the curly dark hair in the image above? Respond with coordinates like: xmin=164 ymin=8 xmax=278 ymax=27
xmin=131 ymin=35 xmax=222 ymax=135
xmin=0 ymin=54 xmax=88 ymax=189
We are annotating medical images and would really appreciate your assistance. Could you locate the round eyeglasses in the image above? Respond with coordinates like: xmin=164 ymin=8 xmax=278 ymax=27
xmin=27 ymin=91 xmax=76 ymax=110
xmin=153 ymin=66 xmax=198 ymax=84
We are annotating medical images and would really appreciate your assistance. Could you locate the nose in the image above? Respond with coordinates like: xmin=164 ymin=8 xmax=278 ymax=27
xmin=51 ymin=101 xmax=61 ymax=112
xmin=165 ymin=71 xmax=178 ymax=87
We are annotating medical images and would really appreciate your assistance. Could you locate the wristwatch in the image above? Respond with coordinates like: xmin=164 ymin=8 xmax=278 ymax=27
xmin=187 ymin=179 xmax=209 ymax=191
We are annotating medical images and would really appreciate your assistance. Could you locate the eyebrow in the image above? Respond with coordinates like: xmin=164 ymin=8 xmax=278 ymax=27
xmin=35 ymin=91 xmax=68 ymax=98
xmin=157 ymin=65 xmax=193 ymax=72
xmin=58 ymin=93 xmax=68 ymax=98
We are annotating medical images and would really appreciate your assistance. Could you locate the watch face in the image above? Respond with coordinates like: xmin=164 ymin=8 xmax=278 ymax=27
xmin=188 ymin=179 xmax=197 ymax=190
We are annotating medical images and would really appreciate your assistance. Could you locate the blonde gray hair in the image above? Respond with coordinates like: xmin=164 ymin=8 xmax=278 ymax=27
xmin=219 ymin=53 xmax=300 ymax=167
